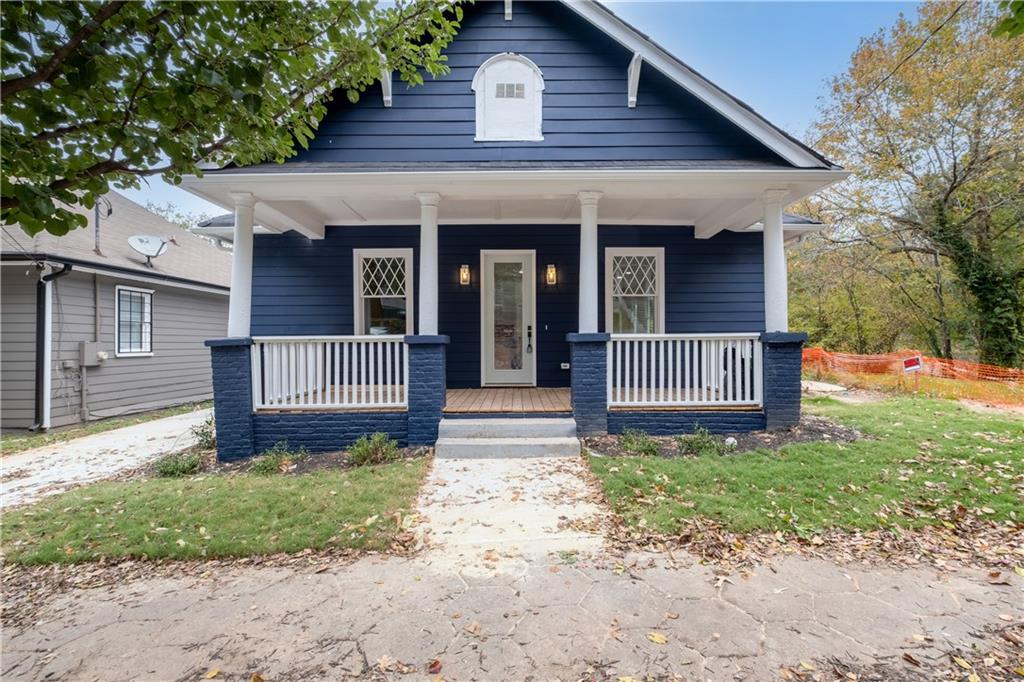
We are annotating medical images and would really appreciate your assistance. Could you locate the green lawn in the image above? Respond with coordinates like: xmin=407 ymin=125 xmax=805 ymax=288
xmin=0 ymin=401 xmax=211 ymax=456
xmin=588 ymin=397 xmax=1023 ymax=536
xmin=1 ymin=459 xmax=425 ymax=564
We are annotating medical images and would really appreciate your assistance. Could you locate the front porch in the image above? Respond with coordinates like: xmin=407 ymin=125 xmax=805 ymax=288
xmin=196 ymin=174 xmax=823 ymax=460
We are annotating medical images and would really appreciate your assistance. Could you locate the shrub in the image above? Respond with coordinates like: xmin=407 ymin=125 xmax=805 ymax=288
xmin=619 ymin=428 xmax=660 ymax=456
xmin=190 ymin=415 xmax=217 ymax=450
xmin=155 ymin=452 xmax=202 ymax=477
xmin=676 ymin=426 xmax=734 ymax=456
xmin=348 ymin=432 xmax=400 ymax=466
xmin=250 ymin=441 xmax=306 ymax=475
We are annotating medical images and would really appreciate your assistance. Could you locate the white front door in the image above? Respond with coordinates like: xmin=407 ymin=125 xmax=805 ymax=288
xmin=481 ymin=251 xmax=536 ymax=386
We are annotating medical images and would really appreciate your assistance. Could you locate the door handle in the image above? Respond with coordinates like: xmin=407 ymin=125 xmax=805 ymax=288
xmin=526 ymin=325 xmax=533 ymax=353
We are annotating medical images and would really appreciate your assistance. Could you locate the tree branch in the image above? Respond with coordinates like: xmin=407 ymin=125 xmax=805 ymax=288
xmin=1 ymin=1 xmax=129 ymax=99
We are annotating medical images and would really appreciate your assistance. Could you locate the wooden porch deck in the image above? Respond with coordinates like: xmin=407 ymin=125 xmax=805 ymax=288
xmin=444 ymin=387 xmax=571 ymax=414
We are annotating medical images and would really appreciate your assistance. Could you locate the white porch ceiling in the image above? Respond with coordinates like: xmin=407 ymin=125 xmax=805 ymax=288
xmin=180 ymin=169 xmax=848 ymax=239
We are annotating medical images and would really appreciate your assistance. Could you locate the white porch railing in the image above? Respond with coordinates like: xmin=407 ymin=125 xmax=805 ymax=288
xmin=607 ymin=333 xmax=762 ymax=408
xmin=251 ymin=336 xmax=408 ymax=410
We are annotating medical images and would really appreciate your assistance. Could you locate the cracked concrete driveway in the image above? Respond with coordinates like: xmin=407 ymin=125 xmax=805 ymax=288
xmin=3 ymin=455 xmax=1022 ymax=681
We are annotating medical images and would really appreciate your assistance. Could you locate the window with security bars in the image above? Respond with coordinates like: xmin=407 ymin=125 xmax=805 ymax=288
xmin=116 ymin=286 xmax=153 ymax=355
xmin=356 ymin=251 xmax=412 ymax=335
xmin=608 ymin=251 xmax=662 ymax=334
xmin=494 ymin=82 xmax=525 ymax=99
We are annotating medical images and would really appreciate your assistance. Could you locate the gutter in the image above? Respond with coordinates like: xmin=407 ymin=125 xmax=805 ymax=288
xmin=1 ymin=253 xmax=229 ymax=294
xmin=32 ymin=263 xmax=72 ymax=431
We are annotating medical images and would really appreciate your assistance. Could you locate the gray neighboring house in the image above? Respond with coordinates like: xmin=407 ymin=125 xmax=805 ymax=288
xmin=1 ymin=192 xmax=231 ymax=431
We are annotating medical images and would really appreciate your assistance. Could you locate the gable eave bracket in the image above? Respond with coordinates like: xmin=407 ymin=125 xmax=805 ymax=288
xmin=627 ymin=52 xmax=642 ymax=108
xmin=380 ymin=69 xmax=392 ymax=108
xmin=505 ymin=0 xmax=512 ymax=21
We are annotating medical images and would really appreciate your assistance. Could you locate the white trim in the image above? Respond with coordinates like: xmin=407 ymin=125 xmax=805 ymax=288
xmin=352 ymin=248 xmax=415 ymax=336
xmin=114 ymin=284 xmax=155 ymax=357
xmin=504 ymin=0 xmax=512 ymax=20
xmin=627 ymin=52 xmax=642 ymax=108
xmin=604 ymin=247 xmax=665 ymax=334
xmin=0 ymin=260 xmax=229 ymax=294
xmin=471 ymin=53 xmax=545 ymax=142
xmin=561 ymin=2 xmax=830 ymax=168
xmin=41 ymin=279 xmax=52 ymax=429
xmin=480 ymin=250 xmax=537 ymax=387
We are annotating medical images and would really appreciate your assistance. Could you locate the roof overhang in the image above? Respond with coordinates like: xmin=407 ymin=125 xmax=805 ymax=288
xmin=179 ymin=168 xmax=848 ymax=239
xmin=563 ymin=2 xmax=836 ymax=169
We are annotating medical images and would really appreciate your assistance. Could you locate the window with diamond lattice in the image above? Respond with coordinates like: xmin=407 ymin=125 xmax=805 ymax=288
xmin=354 ymin=249 xmax=413 ymax=335
xmin=606 ymin=248 xmax=664 ymax=334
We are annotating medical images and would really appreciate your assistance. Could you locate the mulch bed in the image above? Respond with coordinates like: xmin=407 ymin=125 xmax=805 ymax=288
xmin=585 ymin=414 xmax=862 ymax=458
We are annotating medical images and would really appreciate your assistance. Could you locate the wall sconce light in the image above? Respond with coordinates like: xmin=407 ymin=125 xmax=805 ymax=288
xmin=546 ymin=264 xmax=557 ymax=286
xmin=459 ymin=264 xmax=471 ymax=286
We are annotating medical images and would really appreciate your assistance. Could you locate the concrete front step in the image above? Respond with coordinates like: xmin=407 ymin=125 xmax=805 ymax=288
xmin=435 ymin=436 xmax=581 ymax=459
xmin=438 ymin=417 xmax=577 ymax=439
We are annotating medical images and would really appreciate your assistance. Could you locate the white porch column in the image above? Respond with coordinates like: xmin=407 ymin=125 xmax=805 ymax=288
xmin=577 ymin=191 xmax=602 ymax=333
xmin=762 ymin=189 xmax=789 ymax=332
xmin=227 ymin=192 xmax=255 ymax=337
xmin=416 ymin=192 xmax=441 ymax=336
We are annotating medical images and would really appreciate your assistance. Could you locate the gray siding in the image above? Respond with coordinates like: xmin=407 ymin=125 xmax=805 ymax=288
xmin=1 ymin=268 xmax=38 ymax=429
xmin=47 ymin=272 xmax=228 ymax=428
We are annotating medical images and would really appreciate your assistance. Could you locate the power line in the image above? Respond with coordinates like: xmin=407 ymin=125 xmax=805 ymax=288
xmin=1 ymin=225 xmax=40 ymax=264
xmin=813 ymin=1 xmax=967 ymax=147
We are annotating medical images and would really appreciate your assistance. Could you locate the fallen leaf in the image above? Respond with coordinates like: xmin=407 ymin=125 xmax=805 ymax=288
xmin=902 ymin=653 xmax=921 ymax=667
xmin=250 ymin=675 xmax=265 ymax=682
xmin=647 ymin=632 xmax=668 ymax=645
xmin=205 ymin=669 xmax=220 ymax=679
xmin=967 ymin=674 xmax=980 ymax=682
xmin=953 ymin=655 xmax=971 ymax=669
xmin=1014 ymin=566 xmax=1024 ymax=578
xmin=799 ymin=660 xmax=815 ymax=671
xmin=464 ymin=620 xmax=482 ymax=637
xmin=665 ymin=612 xmax=679 ymax=620
xmin=426 ymin=659 xmax=442 ymax=674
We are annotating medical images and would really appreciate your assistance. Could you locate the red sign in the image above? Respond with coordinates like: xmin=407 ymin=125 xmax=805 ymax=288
xmin=903 ymin=356 xmax=923 ymax=372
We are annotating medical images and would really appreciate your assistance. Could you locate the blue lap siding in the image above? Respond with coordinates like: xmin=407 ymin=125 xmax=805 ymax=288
xmin=284 ymin=1 xmax=787 ymax=166
xmin=250 ymin=225 xmax=765 ymax=388
xmin=599 ymin=226 xmax=765 ymax=334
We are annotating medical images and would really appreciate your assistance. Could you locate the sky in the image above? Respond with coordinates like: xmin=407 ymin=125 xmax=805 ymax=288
xmin=122 ymin=0 xmax=919 ymax=218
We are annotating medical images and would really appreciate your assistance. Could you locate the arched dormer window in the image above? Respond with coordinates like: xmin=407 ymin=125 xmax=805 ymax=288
xmin=471 ymin=53 xmax=544 ymax=142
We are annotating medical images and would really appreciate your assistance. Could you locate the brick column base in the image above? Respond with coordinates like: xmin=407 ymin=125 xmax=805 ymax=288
xmin=760 ymin=331 xmax=808 ymax=430
xmin=405 ymin=335 xmax=449 ymax=445
xmin=205 ymin=337 xmax=254 ymax=461
xmin=567 ymin=333 xmax=610 ymax=437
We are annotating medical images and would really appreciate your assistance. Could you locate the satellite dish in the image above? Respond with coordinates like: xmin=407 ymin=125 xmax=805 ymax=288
xmin=128 ymin=235 xmax=168 ymax=268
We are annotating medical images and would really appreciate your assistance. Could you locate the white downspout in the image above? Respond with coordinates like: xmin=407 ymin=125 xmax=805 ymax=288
xmin=42 ymin=278 xmax=53 ymax=429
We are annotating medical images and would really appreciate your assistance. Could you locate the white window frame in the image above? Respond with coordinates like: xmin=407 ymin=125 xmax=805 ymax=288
xmin=114 ymin=284 xmax=154 ymax=357
xmin=604 ymin=247 xmax=665 ymax=334
xmin=352 ymin=248 xmax=414 ymax=336
xmin=471 ymin=53 xmax=545 ymax=142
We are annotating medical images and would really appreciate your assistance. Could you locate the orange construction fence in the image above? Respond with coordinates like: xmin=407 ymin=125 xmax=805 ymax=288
xmin=803 ymin=347 xmax=1024 ymax=384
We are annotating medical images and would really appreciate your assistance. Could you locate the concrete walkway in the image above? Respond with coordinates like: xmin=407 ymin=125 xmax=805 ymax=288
xmin=2 ymin=454 xmax=1021 ymax=680
xmin=1 ymin=408 xmax=211 ymax=509
xmin=418 ymin=456 xmax=607 ymax=568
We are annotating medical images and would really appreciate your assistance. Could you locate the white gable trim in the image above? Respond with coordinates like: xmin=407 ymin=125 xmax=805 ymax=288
xmin=562 ymin=2 xmax=830 ymax=169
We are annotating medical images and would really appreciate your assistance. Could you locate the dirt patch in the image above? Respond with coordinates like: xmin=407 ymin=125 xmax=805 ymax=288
xmin=960 ymin=398 xmax=1024 ymax=416
xmin=585 ymin=414 xmax=862 ymax=458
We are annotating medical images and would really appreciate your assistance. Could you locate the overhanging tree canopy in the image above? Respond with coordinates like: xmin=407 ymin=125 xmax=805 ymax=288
xmin=1 ymin=0 xmax=462 ymax=236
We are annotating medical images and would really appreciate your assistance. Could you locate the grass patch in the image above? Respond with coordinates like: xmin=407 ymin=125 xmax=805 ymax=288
xmin=348 ymin=432 xmax=400 ymax=466
xmin=154 ymin=452 xmax=202 ymax=478
xmin=1 ymin=458 xmax=426 ymax=564
xmin=588 ymin=396 xmax=1023 ymax=536
xmin=619 ymin=429 xmax=660 ymax=456
xmin=807 ymin=368 xmax=1024 ymax=405
xmin=1 ymin=402 xmax=211 ymax=456
xmin=249 ymin=441 xmax=307 ymax=475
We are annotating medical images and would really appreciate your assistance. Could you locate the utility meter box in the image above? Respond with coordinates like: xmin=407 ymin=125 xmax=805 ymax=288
xmin=79 ymin=341 xmax=105 ymax=367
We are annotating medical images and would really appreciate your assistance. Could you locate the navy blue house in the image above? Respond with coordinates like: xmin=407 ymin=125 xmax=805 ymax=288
xmin=185 ymin=0 xmax=847 ymax=460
